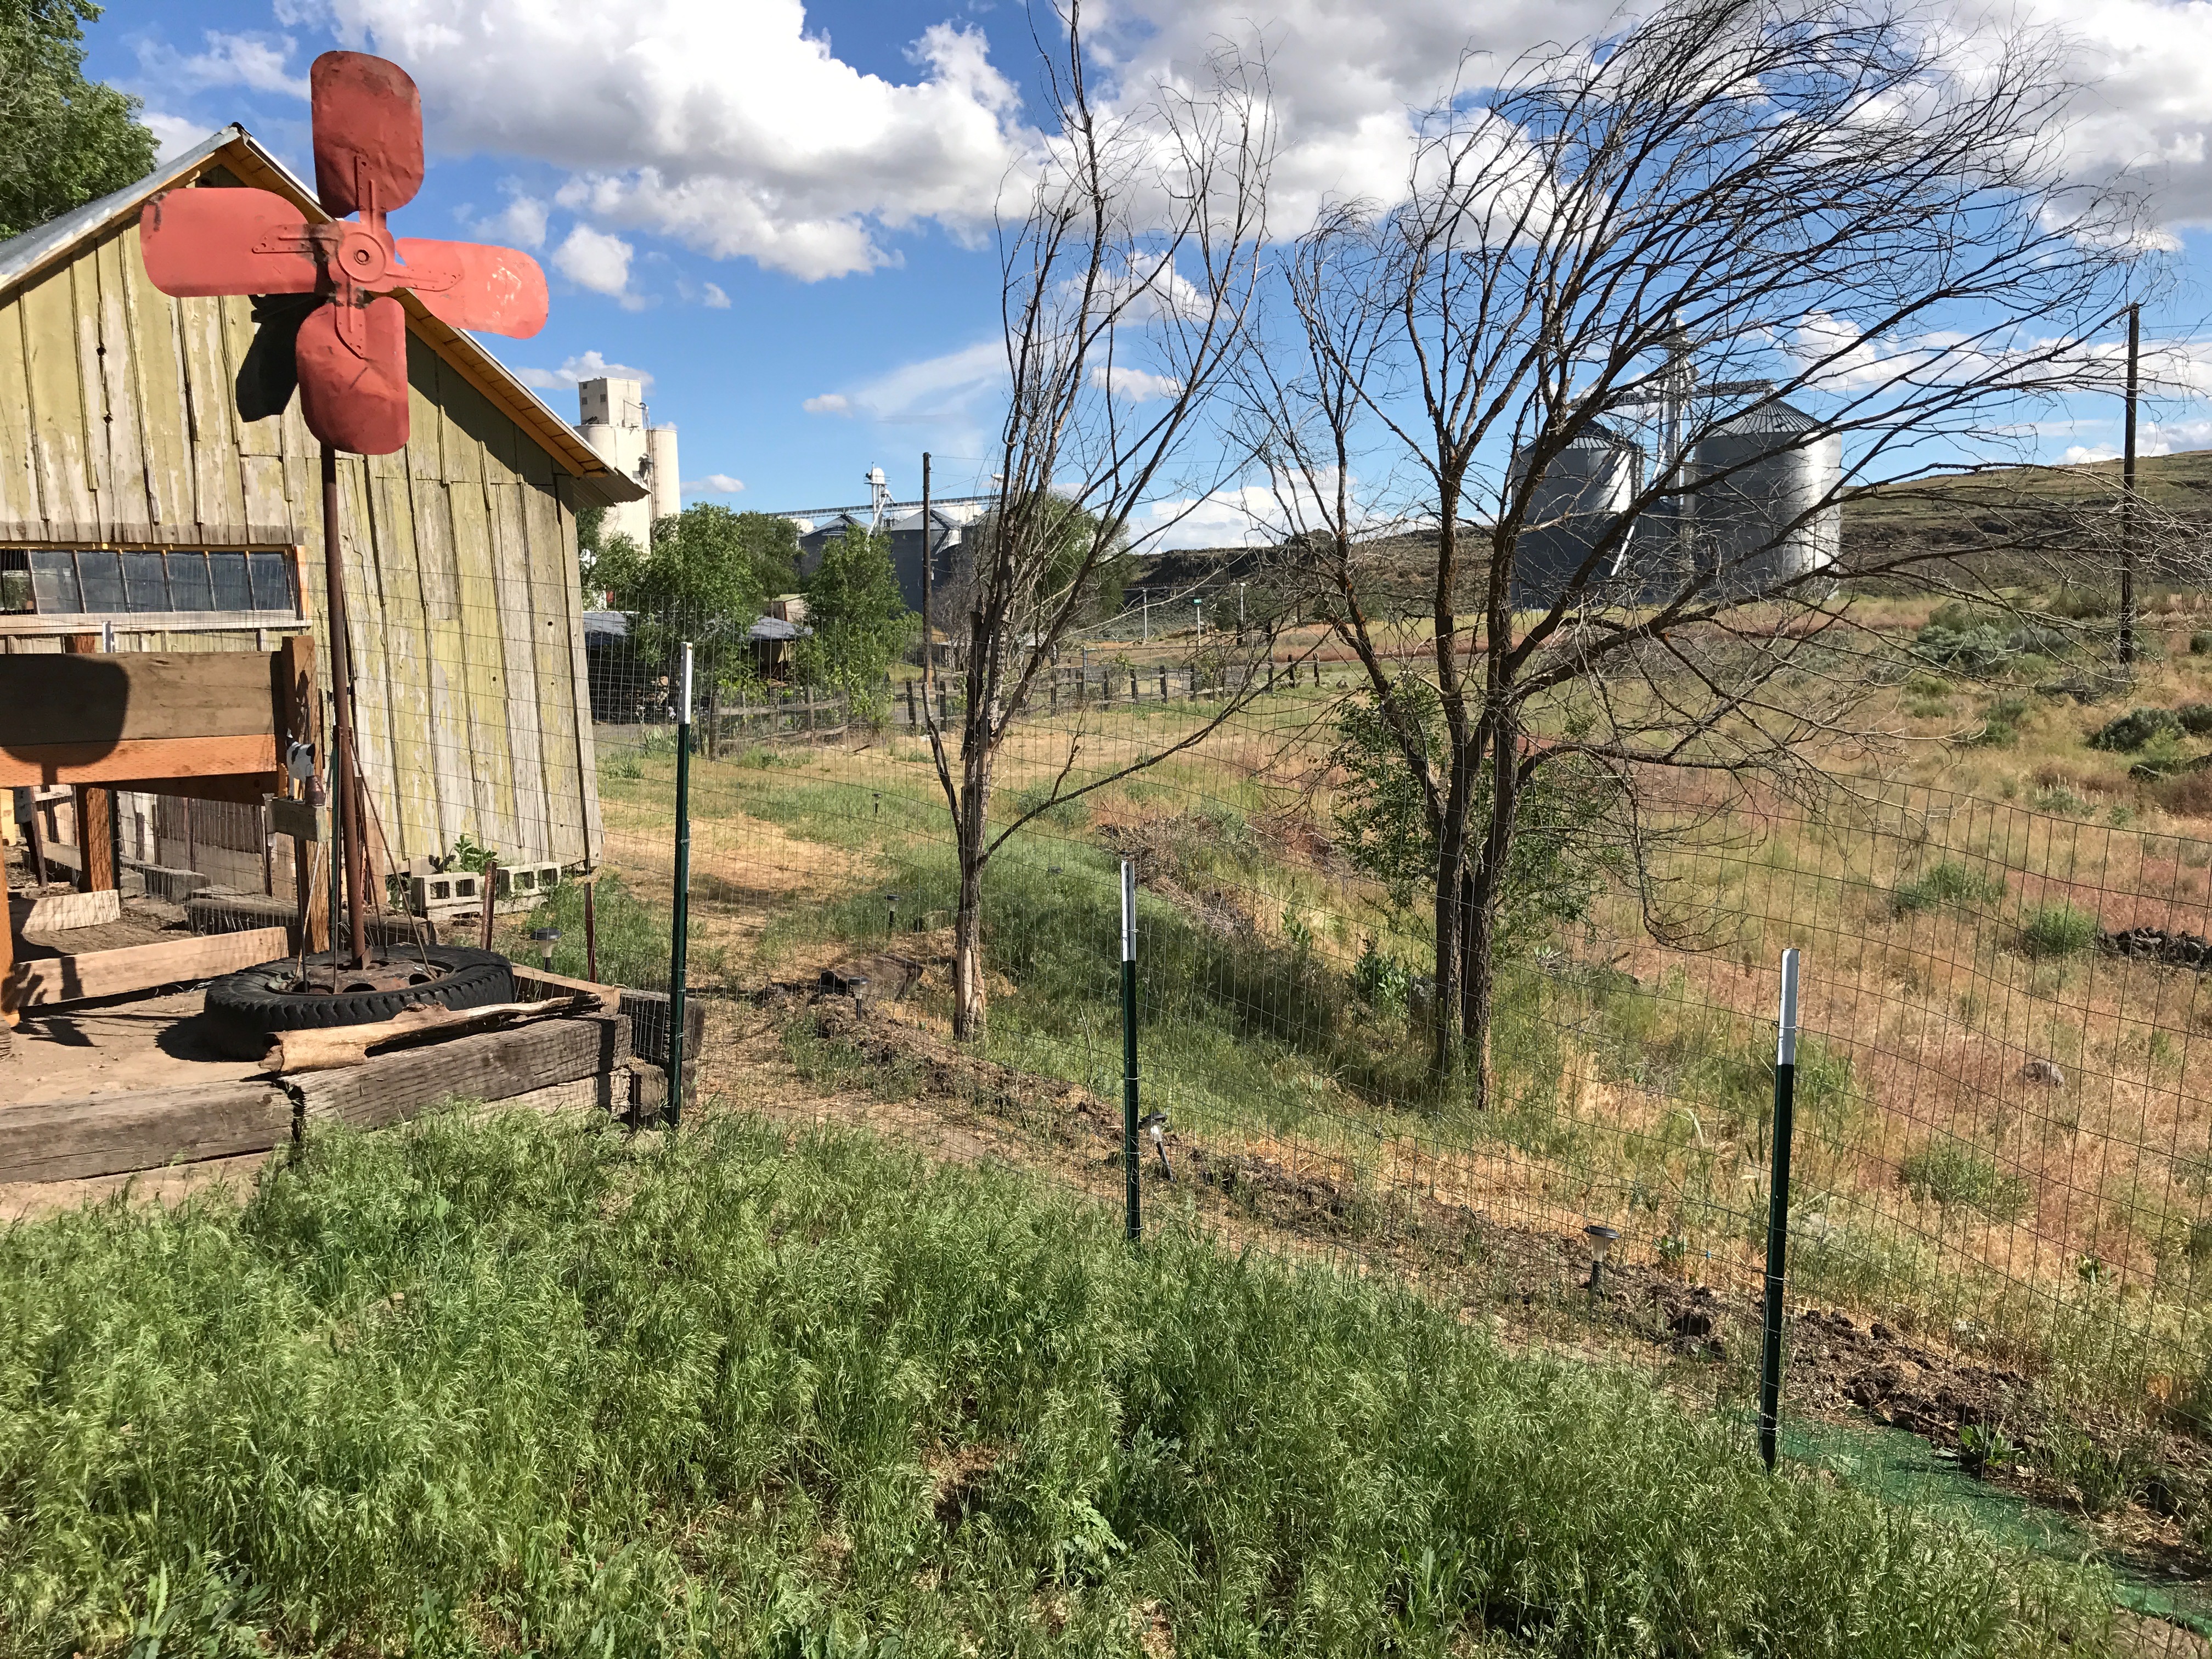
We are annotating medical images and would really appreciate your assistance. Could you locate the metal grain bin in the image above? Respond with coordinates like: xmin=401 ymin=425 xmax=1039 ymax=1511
xmin=1689 ymin=401 xmax=1841 ymax=596
xmin=1509 ymin=425 xmax=1644 ymax=609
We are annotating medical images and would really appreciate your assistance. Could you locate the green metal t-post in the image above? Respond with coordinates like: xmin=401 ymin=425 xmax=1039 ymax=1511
xmin=1758 ymin=947 xmax=1802 ymax=1471
xmin=667 ymin=641 xmax=695 ymax=1128
xmin=1121 ymin=859 xmax=1140 ymax=1242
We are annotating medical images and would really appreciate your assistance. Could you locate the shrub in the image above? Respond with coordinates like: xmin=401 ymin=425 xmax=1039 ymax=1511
xmin=2192 ymin=629 xmax=2212 ymax=656
xmin=1967 ymin=697 xmax=2031 ymax=748
xmin=1899 ymin=1141 xmax=2033 ymax=1220
xmin=2087 ymin=707 xmax=2183 ymax=753
xmin=2020 ymin=902 xmax=2100 ymax=958
xmin=2180 ymin=703 xmax=2212 ymax=735
xmin=1892 ymin=860 xmax=2007 ymax=914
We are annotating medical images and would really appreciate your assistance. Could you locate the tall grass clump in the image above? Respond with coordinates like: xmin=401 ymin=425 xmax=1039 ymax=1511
xmin=0 ymin=1113 xmax=2118 ymax=1656
xmin=1891 ymin=860 xmax=2008 ymax=915
xmin=2020 ymin=902 xmax=2101 ymax=960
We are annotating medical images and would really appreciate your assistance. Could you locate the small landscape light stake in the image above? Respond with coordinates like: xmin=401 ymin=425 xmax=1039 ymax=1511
xmin=873 ymin=791 xmax=881 ymax=819
xmin=531 ymin=927 xmax=561 ymax=973
xmin=667 ymin=643 xmax=696 ymax=1128
xmin=1121 ymin=859 xmax=1141 ymax=1243
xmin=887 ymin=891 xmax=900 ymax=938
xmin=1584 ymin=1224 xmax=1620 ymax=1301
xmin=1759 ymin=947 xmax=1803 ymax=1473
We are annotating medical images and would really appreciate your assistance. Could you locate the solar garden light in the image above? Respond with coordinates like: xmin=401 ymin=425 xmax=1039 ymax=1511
xmin=529 ymin=926 xmax=560 ymax=972
xmin=873 ymin=791 xmax=881 ymax=818
xmin=886 ymin=891 xmax=900 ymax=937
xmin=1584 ymin=1223 xmax=1621 ymax=1300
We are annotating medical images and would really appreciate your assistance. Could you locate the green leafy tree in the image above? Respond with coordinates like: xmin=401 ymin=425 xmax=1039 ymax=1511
xmin=1 ymin=0 xmax=158 ymax=241
xmin=597 ymin=506 xmax=798 ymax=686
xmin=1333 ymin=677 xmax=1626 ymax=961
xmin=798 ymin=527 xmax=912 ymax=720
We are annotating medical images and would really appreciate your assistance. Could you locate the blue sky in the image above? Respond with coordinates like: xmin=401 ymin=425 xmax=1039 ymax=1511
xmin=81 ymin=0 xmax=2212 ymax=541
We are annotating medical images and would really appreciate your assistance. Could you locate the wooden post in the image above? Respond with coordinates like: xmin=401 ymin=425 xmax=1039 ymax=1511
xmin=480 ymin=857 xmax=498 ymax=951
xmin=1129 ymin=669 xmax=1138 ymax=702
xmin=63 ymin=634 xmax=114 ymax=894
xmin=906 ymin=679 xmax=918 ymax=729
xmin=1 ymin=834 xmax=14 ymax=1027
xmin=1159 ymin=668 xmax=1168 ymax=701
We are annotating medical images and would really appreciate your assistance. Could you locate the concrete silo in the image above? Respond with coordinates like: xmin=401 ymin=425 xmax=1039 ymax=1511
xmin=1689 ymin=401 xmax=1841 ymax=596
xmin=1508 ymin=425 xmax=1643 ymax=609
xmin=576 ymin=376 xmax=680 ymax=547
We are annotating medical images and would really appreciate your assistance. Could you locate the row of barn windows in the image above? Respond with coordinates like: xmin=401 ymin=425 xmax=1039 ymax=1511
xmin=0 ymin=549 xmax=300 ymax=617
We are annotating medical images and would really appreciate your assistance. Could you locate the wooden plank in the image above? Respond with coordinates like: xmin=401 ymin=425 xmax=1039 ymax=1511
xmin=487 ymin=482 xmax=549 ymax=860
xmin=117 ymin=221 xmax=194 ymax=536
xmin=442 ymin=479 xmax=518 ymax=851
xmin=368 ymin=469 xmax=441 ymax=864
xmin=90 ymin=234 xmax=151 ymax=531
xmin=223 ymin=293 xmax=285 ymax=459
xmin=0 ymin=302 xmax=40 ymax=531
xmin=465 ymin=1069 xmax=630 ymax=1120
xmin=0 ymin=651 xmax=279 ymax=744
xmin=9 ymin=885 xmax=120 ymax=930
xmin=523 ymin=480 xmax=588 ymax=865
xmin=70 ymin=255 xmax=114 ymax=518
xmin=404 ymin=334 xmax=442 ymax=482
xmin=553 ymin=479 xmax=605 ymax=863
xmin=337 ymin=452 xmax=403 ymax=862
xmin=18 ymin=261 xmax=97 ymax=530
xmin=291 ymin=1012 xmax=630 ymax=1128
xmin=405 ymin=476 xmax=471 ymax=855
xmin=266 ymin=994 xmax=600 ymax=1073
xmin=180 ymin=294 xmax=248 ymax=533
xmin=2 ymin=924 xmax=290 ymax=1010
xmin=0 ymin=1081 xmax=295 ymax=1185
xmin=239 ymin=454 xmax=290 ymax=541
xmin=507 ymin=962 xmax=623 ymax=1014
xmin=0 ymin=733 xmax=281 ymax=787
xmin=433 ymin=355 xmax=486 ymax=486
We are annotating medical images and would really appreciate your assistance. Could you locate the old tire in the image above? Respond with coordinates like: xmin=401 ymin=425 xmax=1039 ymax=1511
xmin=203 ymin=946 xmax=515 ymax=1054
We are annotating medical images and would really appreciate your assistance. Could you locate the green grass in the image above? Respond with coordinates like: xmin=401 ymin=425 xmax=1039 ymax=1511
xmin=0 ymin=1111 xmax=2124 ymax=1656
xmin=1891 ymin=860 xmax=2009 ymax=914
xmin=1899 ymin=1141 xmax=2034 ymax=1222
xmin=2019 ymin=902 xmax=2101 ymax=960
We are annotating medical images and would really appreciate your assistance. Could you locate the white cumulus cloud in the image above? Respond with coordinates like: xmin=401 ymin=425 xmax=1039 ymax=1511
xmin=803 ymin=393 xmax=853 ymax=415
xmin=463 ymin=189 xmax=549 ymax=250
xmin=686 ymin=473 xmax=746 ymax=493
xmin=138 ymin=30 xmax=311 ymax=99
xmin=512 ymin=348 xmax=654 ymax=391
xmin=552 ymin=224 xmax=639 ymax=304
xmin=1089 ymin=365 xmax=1184 ymax=403
xmin=701 ymin=282 xmax=730 ymax=308
xmin=320 ymin=0 xmax=1026 ymax=279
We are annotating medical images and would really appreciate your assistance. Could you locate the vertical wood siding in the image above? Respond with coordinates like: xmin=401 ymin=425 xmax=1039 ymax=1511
xmin=0 ymin=218 xmax=600 ymax=869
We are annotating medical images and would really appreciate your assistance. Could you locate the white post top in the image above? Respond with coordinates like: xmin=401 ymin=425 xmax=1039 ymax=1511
xmin=1776 ymin=947 xmax=1801 ymax=1066
xmin=680 ymin=642 xmax=694 ymax=724
xmin=1121 ymin=860 xmax=1136 ymax=962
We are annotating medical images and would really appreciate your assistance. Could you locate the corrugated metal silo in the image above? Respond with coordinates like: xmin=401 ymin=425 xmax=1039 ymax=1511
xmin=1689 ymin=401 xmax=1841 ymax=595
xmin=1509 ymin=425 xmax=1643 ymax=608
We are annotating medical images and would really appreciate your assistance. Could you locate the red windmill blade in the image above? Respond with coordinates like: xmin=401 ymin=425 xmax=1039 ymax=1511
xmin=138 ymin=50 xmax=548 ymax=455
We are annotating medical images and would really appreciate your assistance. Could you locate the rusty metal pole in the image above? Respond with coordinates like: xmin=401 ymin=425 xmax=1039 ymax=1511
xmin=321 ymin=443 xmax=367 ymax=968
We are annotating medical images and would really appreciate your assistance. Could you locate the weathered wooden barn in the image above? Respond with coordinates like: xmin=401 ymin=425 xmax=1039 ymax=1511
xmin=0 ymin=124 xmax=645 ymax=880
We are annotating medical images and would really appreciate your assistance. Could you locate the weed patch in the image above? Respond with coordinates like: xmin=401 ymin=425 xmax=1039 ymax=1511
xmin=0 ymin=1113 xmax=2122 ymax=1656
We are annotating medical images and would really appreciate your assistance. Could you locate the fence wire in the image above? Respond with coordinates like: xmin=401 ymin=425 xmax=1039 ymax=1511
xmin=353 ymin=578 xmax=2212 ymax=1613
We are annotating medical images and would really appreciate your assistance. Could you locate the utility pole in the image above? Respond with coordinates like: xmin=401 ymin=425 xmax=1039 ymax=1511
xmin=921 ymin=451 xmax=934 ymax=732
xmin=2121 ymin=303 xmax=2140 ymax=669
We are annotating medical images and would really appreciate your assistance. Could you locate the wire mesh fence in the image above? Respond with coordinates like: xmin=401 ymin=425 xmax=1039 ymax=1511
xmin=339 ymin=569 xmax=2212 ymax=1609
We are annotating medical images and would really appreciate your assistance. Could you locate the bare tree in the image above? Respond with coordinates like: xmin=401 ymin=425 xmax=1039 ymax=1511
xmin=923 ymin=4 xmax=1276 ymax=1042
xmin=1253 ymin=0 xmax=2161 ymax=1093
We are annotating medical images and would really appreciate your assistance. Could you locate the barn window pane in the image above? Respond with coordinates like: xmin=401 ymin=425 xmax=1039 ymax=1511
xmin=168 ymin=551 xmax=215 ymax=611
xmin=247 ymin=552 xmax=295 ymax=611
xmin=210 ymin=551 xmax=251 ymax=610
xmin=121 ymin=552 xmax=169 ymax=611
xmin=77 ymin=550 xmax=124 ymax=612
xmin=29 ymin=550 xmax=81 ymax=612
